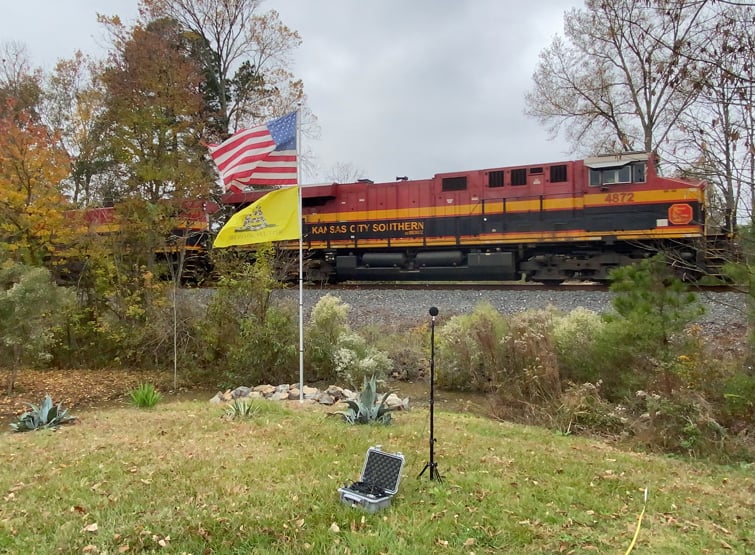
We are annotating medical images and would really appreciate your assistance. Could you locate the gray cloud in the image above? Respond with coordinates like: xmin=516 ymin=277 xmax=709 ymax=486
xmin=1 ymin=0 xmax=577 ymax=184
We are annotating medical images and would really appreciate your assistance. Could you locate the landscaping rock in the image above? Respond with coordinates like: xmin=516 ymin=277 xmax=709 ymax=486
xmin=209 ymin=383 xmax=409 ymax=410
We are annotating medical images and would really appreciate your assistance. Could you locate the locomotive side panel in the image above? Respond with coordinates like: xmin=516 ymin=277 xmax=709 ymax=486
xmin=232 ymin=152 xmax=714 ymax=282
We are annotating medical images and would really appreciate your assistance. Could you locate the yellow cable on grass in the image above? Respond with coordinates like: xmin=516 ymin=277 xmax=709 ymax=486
xmin=624 ymin=488 xmax=648 ymax=555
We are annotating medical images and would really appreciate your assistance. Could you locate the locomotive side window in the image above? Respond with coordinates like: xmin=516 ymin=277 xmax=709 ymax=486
xmin=442 ymin=176 xmax=467 ymax=191
xmin=488 ymin=170 xmax=504 ymax=188
xmin=511 ymin=168 xmax=527 ymax=186
xmin=590 ymin=169 xmax=602 ymax=186
xmin=550 ymin=164 xmax=567 ymax=183
xmin=602 ymin=165 xmax=632 ymax=184
xmin=633 ymin=162 xmax=646 ymax=183
xmin=590 ymin=164 xmax=632 ymax=186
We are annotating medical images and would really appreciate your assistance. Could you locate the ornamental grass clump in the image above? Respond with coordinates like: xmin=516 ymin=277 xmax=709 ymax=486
xmin=129 ymin=383 xmax=162 ymax=408
xmin=10 ymin=394 xmax=76 ymax=432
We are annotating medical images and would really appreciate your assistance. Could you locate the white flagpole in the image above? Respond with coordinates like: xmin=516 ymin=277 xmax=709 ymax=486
xmin=296 ymin=106 xmax=304 ymax=402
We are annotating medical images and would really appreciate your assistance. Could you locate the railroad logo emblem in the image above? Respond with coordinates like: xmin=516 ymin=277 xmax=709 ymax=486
xmin=668 ymin=203 xmax=693 ymax=225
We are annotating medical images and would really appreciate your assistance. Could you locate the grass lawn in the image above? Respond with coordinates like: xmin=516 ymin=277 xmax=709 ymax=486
xmin=1 ymin=398 xmax=753 ymax=554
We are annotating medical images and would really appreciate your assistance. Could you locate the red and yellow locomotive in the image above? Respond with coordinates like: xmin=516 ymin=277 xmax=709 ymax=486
xmin=222 ymin=151 xmax=719 ymax=283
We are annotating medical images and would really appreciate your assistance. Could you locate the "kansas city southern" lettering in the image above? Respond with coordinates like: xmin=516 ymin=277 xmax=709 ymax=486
xmin=309 ymin=221 xmax=425 ymax=235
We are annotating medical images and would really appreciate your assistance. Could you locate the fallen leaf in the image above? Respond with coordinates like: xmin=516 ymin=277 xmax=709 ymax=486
xmin=82 ymin=523 xmax=98 ymax=533
xmin=329 ymin=522 xmax=340 ymax=533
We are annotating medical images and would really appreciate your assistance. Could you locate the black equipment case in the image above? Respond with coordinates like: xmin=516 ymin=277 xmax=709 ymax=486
xmin=338 ymin=446 xmax=405 ymax=513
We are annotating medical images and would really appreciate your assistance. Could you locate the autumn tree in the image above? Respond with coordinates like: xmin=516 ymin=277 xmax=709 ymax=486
xmin=42 ymin=52 xmax=114 ymax=207
xmin=525 ymin=0 xmax=713 ymax=157
xmin=0 ymin=104 xmax=71 ymax=265
xmin=99 ymin=16 xmax=214 ymax=204
xmin=139 ymin=0 xmax=303 ymax=136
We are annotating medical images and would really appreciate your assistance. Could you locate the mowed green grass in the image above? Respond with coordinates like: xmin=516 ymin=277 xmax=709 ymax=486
xmin=1 ymin=400 xmax=752 ymax=554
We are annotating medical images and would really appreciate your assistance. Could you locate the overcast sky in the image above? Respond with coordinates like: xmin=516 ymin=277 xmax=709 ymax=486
xmin=1 ymin=0 xmax=578 ymax=184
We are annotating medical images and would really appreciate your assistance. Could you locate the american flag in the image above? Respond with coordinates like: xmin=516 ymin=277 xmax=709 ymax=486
xmin=208 ymin=111 xmax=297 ymax=193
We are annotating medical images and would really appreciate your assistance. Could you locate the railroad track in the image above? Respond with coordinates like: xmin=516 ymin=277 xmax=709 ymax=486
xmin=299 ymin=281 xmax=738 ymax=293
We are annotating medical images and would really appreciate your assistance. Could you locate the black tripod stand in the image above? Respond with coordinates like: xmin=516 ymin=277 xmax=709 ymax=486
xmin=419 ymin=306 xmax=442 ymax=482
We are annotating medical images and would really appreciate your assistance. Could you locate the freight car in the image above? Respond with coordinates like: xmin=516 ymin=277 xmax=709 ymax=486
xmin=222 ymin=151 xmax=726 ymax=283
xmin=59 ymin=200 xmax=218 ymax=283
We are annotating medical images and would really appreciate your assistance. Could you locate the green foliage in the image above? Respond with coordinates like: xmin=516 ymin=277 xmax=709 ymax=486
xmin=603 ymin=255 xmax=705 ymax=396
xmin=552 ymin=307 xmax=604 ymax=384
xmin=10 ymin=395 xmax=76 ymax=432
xmin=195 ymin=247 xmax=298 ymax=385
xmin=333 ymin=332 xmax=392 ymax=388
xmin=302 ymin=294 xmax=392 ymax=387
xmin=226 ymin=305 xmax=298 ymax=386
xmin=304 ymin=293 xmax=350 ymax=381
xmin=223 ymin=399 xmax=260 ymax=420
xmin=0 ymin=263 xmax=74 ymax=393
xmin=335 ymin=375 xmax=394 ymax=425
xmin=436 ymin=302 xmax=508 ymax=391
xmin=721 ymin=370 xmax=755 ymax=424
xmin=129 ymin=383 xmax=162 ymax=408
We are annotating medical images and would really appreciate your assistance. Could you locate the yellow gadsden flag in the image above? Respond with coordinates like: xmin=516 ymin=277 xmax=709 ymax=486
xmin=213 ymin=186 xmax=300 ymax=248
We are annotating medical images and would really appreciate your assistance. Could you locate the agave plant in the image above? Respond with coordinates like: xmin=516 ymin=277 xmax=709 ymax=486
xmin=10 ymin=395 xmax=76 ymax=432
xmin=336 ymin=375 xmax=395 ymax=425
xmin=223 ymin=399 xmax=260 ymax=420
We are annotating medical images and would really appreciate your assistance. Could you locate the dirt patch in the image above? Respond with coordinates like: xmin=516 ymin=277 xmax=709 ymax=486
xmin=0 ymin=368 xmax=175 ymax=425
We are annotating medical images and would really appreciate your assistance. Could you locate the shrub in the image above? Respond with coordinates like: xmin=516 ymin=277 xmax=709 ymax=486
xmin=226 ymin=305 xmax=298 ymax=386
xmin=334 ymin=375 xmax=395 ymax=425
xmin=333 ymin=332 xmax=392 ymax=388
xmin=305 ymin=294 xmax=350 ymax=381
xmin=129 ymin=383 xmax=162 ymax=408
xmin=1 ymin=263 xmax=74 ymax=393
xmin=550 ymin=381 xmax=627 ymax=436
xmin=628 ymin=390 xmax=728 ymax=458
xmin=552 ymin=307 xmax=604 ymax=384
xmin=436 ymin=302 xmax=508 ymax=391
xmin=490 ymin=308 xmax=561 ymax=420
xmin=358 ymin=322 xmax=429 ymax=381
xmin=10 ymin=395 xmax=76 ymax=432
xmin=606 ymin=256 xmax=705 ymax=396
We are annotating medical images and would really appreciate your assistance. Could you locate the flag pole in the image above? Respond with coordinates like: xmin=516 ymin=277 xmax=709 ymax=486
xmin=296 ymin=105 xmax=304 ymax=402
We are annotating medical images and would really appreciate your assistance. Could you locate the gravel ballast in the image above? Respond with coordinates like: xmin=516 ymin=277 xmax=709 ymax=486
xmin=270 ymin=287 xmax=747 ymax=334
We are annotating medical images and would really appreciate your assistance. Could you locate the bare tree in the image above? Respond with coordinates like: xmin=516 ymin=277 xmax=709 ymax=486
xmin=677 ymin=2 xmax=755 ymax=229
xmin=526 ymin=0 xmax=712 ymax=158
xmin=0 ymin=41 xmax=43 ymax=120
xmin=325 ymin=162 xmax=365 ymax=184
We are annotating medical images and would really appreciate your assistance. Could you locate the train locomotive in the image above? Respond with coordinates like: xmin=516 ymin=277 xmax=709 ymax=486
xmin=220 ymin=151 xmax=723 ymax=283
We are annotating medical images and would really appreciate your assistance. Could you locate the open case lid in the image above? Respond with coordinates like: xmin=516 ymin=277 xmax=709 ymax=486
xmin=360 ymin=446 xmax=405 ymax=495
